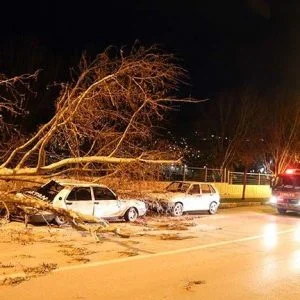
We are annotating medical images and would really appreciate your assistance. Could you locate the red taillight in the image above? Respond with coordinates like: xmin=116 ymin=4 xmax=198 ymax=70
xmin=285 ymin=169 xmax=295 ymax=174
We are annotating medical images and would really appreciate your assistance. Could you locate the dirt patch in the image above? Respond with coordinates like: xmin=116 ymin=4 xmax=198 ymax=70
xmin=1 ymin=276 xmax=29 ymax=286
xmin=118 ymin=250 xmax=139 ymax=257
xmin=159 ymin=233 xmax=196 ymax=240
xmin=0 ymin=263 xmax=57 ymax=286
xmin=153 ymin=222 xmax=197 ymax=231
xmin=0 ymin=263 xmax=14 ymax=269
xmin=23 ymin=263 xmax=57 ymax=277
xmin=183 ymin=279 xmax=206 ymax=291
xmin=58 ymin=244 xmax=97 ymax=263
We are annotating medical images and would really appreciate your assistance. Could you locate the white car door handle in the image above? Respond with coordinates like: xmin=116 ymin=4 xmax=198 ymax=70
xmin=66 ymin=202 xmax=72 ymax=205
xmin=94 ymin=202 xmax=99 ymax=205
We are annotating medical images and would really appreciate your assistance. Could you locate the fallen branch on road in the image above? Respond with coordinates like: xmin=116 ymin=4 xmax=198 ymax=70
xmin=0 ymin=192 xmax=131 ymax=239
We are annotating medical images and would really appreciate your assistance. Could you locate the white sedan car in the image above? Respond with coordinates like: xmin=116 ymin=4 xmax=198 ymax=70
xmin=146 ymin=181 xmax=220 ymax=216
xmin=20 ymin=180 xmax=147 ymax=224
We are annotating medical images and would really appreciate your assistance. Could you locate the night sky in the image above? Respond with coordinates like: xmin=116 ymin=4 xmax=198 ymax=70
xmin=0 ymin=0 xmax=299 ymax=133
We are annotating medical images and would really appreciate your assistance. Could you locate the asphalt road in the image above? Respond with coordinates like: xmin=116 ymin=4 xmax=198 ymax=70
xmin=3 ymin=206 xmax=300 ymax=300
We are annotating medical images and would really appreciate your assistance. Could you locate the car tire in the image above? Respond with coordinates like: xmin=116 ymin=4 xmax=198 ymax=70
xmin=53 ymin=215 xmax=68 ymax=226
xmin=172 ymin=203 xmax=183 ymax=216
xmin=124 ymin=207 xmax=138 ymax=222
xmin=208 ymin=202 xmax=218 ymax=214
xmin=277 ymin=208 xmax=287 ymax=215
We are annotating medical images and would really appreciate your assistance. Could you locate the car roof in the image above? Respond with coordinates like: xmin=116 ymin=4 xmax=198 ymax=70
xmin=171 ymin=181 xmax=214 ymax=185
xmin=53 ymin=179 xmax=108 ymax=188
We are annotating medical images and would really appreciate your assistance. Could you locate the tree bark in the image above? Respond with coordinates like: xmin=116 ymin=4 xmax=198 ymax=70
xmin=242 ymin=168 xmax=247 ymax=200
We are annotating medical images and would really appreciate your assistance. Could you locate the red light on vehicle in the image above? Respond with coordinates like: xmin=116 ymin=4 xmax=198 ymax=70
xmin=285 ymin=169 xmax=295 ymax=174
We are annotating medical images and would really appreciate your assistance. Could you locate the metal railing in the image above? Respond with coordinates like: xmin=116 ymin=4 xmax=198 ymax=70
xmin=228 ymin=171 xmax=271 ymax=185
xmin=184 ymin=167 xmax=226 ymax=183
xmin=160 ymin=166 xmax=271 ymax=185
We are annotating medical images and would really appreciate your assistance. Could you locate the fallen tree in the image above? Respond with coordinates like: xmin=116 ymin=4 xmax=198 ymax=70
xmin=0 ymin=192 xmax=132 ymax=238
xmin=0 ymin=44 xmax=202 ymax=231
xmin=0 ymin=44 xmax=201 ymax=179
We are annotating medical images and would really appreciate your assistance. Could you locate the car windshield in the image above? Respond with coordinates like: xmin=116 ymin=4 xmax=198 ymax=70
xmin=274 ymin=175 xmax=300 ymax=189
xmin=166 ymin=182 xmax=190 ymax=192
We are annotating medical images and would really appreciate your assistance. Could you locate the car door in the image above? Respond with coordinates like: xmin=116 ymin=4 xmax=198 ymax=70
xmin=92 ymin=187 xmax=121 ymax=218
xmin=185 ymin=184 xmax=201 ymax=211
xmin=200 ymin=184 xmax=214 ymax=209
xmin=65 ymin=187 xmax=94 ymax=216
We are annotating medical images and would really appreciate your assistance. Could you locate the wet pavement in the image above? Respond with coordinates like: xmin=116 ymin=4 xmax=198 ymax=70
xmin=2 ymin=205 xmax=300 ymax=299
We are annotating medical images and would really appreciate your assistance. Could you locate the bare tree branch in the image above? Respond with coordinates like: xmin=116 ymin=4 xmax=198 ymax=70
xmin=0 ymin=45 xmax=198 ymax=177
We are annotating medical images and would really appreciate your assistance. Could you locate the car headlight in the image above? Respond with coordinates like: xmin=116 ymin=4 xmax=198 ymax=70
xmin=269 ymin=196 xmax=277 ymax=204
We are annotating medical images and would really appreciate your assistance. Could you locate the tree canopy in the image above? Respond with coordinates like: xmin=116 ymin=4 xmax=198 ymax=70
xmin=0 ymin=45 xmax=201 ymax=178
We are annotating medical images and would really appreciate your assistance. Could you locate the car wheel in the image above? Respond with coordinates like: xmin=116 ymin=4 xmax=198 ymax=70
xmin=124 ymin=207 xmax=138 ymax=222
xmin=277 ymin=208 xmax=287 ymax=215
xmin=172 ymin=203 xmax=183 ymax=216
xmin=53 ymin=215 xmax=68 ymax=226
xmin=208 ymin=202 xmax=218 ymax=214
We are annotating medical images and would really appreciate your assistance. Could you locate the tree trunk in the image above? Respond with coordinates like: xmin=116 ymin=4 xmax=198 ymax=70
xmin=242 ymin=168 xmax=247 ymax=200
xmin=0 ymin=156 xmax=182 ymax=177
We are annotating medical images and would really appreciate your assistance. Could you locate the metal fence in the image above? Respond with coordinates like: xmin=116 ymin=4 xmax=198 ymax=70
xmin=227 ymin=171 xmax=271 ymax=185
xmin=161 ymin=166 xmax=271 ymax=185
xmin=184 ymin=167 xmax=226 ymax=182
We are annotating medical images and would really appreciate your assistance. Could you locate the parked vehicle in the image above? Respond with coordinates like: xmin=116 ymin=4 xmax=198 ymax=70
xmin=145 ymin=181 xmax=220 ymax=216
xmin=17 ymin=180 xmax=147 ymax=224
xmin=269 ymin=169 xmax=300 ymax=215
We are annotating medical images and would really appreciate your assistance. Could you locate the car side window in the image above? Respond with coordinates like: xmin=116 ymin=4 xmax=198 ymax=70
xmin=201 ymin=184 xmax=211 ymax=194
xmin=66 ymin=187 xmax=92 ymax=201
xmin=93 ymin=187 xmax=117 ymax=200
xmin=209 ymin=185 xmax=216 ymax=193
xmin=189 ymin=184 xmax=200 ymax=194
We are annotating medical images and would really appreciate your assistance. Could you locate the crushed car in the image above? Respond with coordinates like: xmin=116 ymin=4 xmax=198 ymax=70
xmin=17 ymin=179 xmax=147 ymax=224
xmin=145 ymin=181 xmax=220 ymax=216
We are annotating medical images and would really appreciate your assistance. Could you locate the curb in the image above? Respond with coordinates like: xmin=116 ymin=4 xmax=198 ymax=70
xmin=220 ymin=202 xmax=263 ymax=209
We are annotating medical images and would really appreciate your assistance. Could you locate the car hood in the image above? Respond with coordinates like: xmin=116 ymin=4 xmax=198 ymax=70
xmin=146 ymin=192 xmax=184 ymax=202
